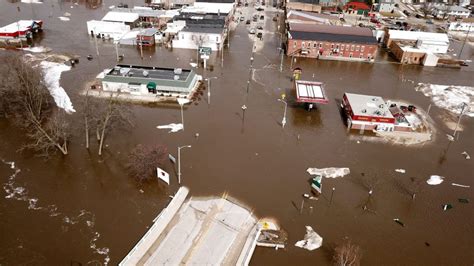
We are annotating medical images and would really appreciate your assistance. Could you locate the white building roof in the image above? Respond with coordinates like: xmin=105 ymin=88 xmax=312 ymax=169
xmin=0 ymin=20 xmax=40 ymax=34
xmin=102 ymin=11 xmax=139 ymax=23
xmin=345 ymin=93 xmax=394 ymax=119
xmin=295 ymin=80 xmax=329 ymax=103
xmin=388 ymin=30 xmax=449 ymax=44
xmin=181 ymin=2 xmax=234 ymax=14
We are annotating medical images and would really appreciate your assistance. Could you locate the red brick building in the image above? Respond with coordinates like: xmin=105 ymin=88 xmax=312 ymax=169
xmin=287 ymin=24 xmax=378 ymax=63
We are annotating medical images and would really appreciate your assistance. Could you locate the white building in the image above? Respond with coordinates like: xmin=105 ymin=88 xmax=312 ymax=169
xmin=432 ymin=5 xmax=471 ymax=19
xmin=101 ymin=11 xmax=140 ymax=26
xmin=86 ymin=20 xmax=130 ymax=40
xmin=384 ymin=30 xmax=450 ymax=54
xmin=448 ymin=18 xmax=474 ymax=32
xmin=173 ymin=27 xmax=225 ymax=50
xmin=377 ymin=0 xmax=396 ymax=13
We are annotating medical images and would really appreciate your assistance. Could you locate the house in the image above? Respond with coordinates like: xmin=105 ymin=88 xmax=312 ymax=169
xmin=448 ymin=18 xmax=474 ymax=32
xmin=111 ymin=7 xmax=176 ymax=28
xmin=0 ymin=20 xmax=42 ymax=40
xmin=344 ymin=1 xmax=371 ymax=15
xmin=342 ymin=93 xmax=414 ymax=132
xmin=432 ymin=5 xmax=471 ymax=19
xmin=389 ymin=40 xmax=439 ymax=65
xmin=383 ymin=30 xmax=449 ymax=54
xmin=172 ymin=13 xmax=228 ymax=50
xmin=287 ymin=23 xmax=378 ymax=62
xmin=181 ymin=0 xmax=236 ymax=18
xmin=101 ymin=65 xmax=201 ymax=98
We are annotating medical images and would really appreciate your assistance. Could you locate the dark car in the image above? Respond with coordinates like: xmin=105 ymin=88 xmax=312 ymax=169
xmin=257 ymin=25 xmax=263 ymax=30
xmin=256 ymin=7 xmax=264 ymax=11
xmin=257 ymin=32 xmax=263 ymax=39
xmin=246 ymin=19 xmax=251 ymax=24
xmin=244 ymin=2 xmax=248 ymax=6
xmin=260 ymin=15 xmax=264 ymax=20
xmin=253 ymin=17 xmax=258 ymax=22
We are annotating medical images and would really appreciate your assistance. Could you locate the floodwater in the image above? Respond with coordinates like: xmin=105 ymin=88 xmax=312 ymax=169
xmin=1 ymin=1 xmax=473 ymax=265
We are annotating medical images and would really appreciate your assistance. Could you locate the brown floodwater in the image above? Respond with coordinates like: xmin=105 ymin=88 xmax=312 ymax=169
xmin=1 ymin=1 xmax=473 ymax=265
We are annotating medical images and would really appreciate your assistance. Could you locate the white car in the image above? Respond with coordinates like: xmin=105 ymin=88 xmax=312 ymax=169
xmin=249 ymin=28 xmax=256 ymax=34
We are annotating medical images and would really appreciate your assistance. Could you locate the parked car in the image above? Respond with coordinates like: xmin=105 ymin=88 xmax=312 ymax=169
xmin=273 ymin=16 xmax=277 ymax=21
xmin=256 ymin=6 xmax=264 ymax=11
xmin=257 ymin=32 xmax=263 ymax=39
xmin=260 ymin=15 xmax=264 ymax=20
xmin=249 ymin=28 xmax=256 ymax=34
xmin=240 ymin=16 xmax=245 ymax=21
xmin=246 ymin=19 xmax=251 ymax=24
xmin=257 ymin=25 xmax=263 ymax=30
xmin=244 ymin=2 xmax=248 ymax=6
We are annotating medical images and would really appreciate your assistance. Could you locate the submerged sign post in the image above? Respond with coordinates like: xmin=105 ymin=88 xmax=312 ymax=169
xmin=199 ymin=46 xmax=212 ymax=69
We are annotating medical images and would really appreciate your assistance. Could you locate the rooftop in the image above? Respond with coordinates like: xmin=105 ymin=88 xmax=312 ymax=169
xmin=295 ymin=80 xmax=329 ymax=103
xmin=289 ymin=23 xmax=374 ymax=37
xmin=289 ymin=31 xmax=377 ymax=44
xmin=344 ymin=93 xmax=394 ymax=119
xmin=106 ymin=65 xmax=191 ymax=81
xmin=0 ymin=20 xmax=42 ymax=34
xmin=387 ymin=30 xmax=449 ymax=43
xmin=102 ymin=11 xmax=139 ymax=23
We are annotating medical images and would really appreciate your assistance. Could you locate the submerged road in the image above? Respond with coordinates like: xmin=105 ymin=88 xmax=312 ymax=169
xmin=0 ymin=0 xmax=473 ymax=265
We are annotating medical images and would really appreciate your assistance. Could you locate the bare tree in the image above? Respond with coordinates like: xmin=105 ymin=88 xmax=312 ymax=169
xmin=81 ymin=87 xmax=101 ymax=149
xmin=95 ymin=93 xmax=132 ymax=156
xmin=0 ymin=54 xmax=70 ymax=156
xmin=333 ymin=238 xmax=362 ymax=266
xmin=127 ymin=144 xmax=167 ymax=182
xmin=420 ymin=1 xmax=434 ymax=18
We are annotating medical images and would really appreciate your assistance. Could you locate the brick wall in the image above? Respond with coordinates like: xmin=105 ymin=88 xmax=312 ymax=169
xmin=287 ymin=39 xmax=378 ymax=61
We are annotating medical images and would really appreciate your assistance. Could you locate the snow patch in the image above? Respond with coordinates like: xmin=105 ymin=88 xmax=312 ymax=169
xmin=157 ymin=123 xmax=183 ymax=133
xmin=427 ymin=175 xmax=444 ymax=185
xmin=307 ymin=167 xmax=350 ymax=178
xmin=21 ymin=0 xmax=43 ymax=3
xmin=39 ymin=61 xmax=75 ymax=113
xmin=295 ymin=226 xmax=323 ymax=251
xmin=395 ymin=169 xmax=406 ymax=174
xmin=22 ymin=46 xmax=51 ymax=53
xmin=415 ymin=83 xmax=474 ymax=117
xmin=58 ymin=16 xmax=70 ymax=21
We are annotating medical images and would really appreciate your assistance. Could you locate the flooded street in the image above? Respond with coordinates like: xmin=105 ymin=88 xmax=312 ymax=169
xmin=1 ymin=0 xmax=474 ymax=265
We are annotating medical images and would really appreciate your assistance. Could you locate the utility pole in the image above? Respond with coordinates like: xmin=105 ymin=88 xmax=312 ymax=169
xmin=458 ymin=23 xmax=472 ymax=59
xmin=452 ymin=102 xmax=468 ymax=139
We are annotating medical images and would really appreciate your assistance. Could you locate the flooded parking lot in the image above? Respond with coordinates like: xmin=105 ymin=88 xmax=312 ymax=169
xmin=1 ymin=0 xmax=473 ymax=265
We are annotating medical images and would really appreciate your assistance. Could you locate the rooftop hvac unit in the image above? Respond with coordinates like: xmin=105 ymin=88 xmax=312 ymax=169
xmin=174 ymin=75 xmax=180 ymax=80
xmin=361 ymin=109 xmax=367 ymax=113
xmin=119 ymin=68 xmax=130 ymax=76
xmin=142 ymin=70 xmax=149 ymax=77
xmin=174 ymin=68 xmax=182 ymax=74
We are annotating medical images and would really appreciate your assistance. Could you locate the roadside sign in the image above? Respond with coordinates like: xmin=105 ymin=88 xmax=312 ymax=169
xmin=168 ymin=154 xmax=176 ymax=164
xmin=198 ymin=46 xmax=212 ymax=55
xmin=200 ymin=54 xmax=209 ymax=60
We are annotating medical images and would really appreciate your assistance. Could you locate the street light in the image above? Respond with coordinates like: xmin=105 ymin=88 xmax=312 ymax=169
xmin=277 ymin=96 xmax=287 ymax=128
xmin=177 ymin=145 xmax=192 ymax=184
xmin=177 ymin=98 xmax=190 ymax=131
xmin=204 ymin=77 xmax=218 ymax=105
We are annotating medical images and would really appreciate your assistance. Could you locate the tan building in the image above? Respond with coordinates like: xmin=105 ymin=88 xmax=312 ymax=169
xmin=286 ymin=2 xmax=322 ymax=13
xmin=389 ymin=40 xmax=426 ymax=65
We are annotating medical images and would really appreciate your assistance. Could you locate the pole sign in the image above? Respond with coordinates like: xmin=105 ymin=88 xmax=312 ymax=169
xmin=198 ymin=46 xmax=212 ymax=55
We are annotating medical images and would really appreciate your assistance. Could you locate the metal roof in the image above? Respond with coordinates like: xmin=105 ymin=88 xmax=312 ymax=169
xmin=102 ymin=12 xmax=139 ymax=23
xmin=290 ymin=31 xmax=377 ymax=44
xmin=289 ymin=23 xmax=374 ymax=37
xmin=344 ymin=93 xmax=394 ymax=119
xmin=295 ymin=80 xmax=329 ymax=104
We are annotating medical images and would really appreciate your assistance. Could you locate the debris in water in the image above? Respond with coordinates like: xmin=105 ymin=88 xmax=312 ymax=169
xmin=195 ymin=133 xmax=199 ymax=138
xmin=395 ymin=169 xmax=406 ymax=174
xmin=447 ymin=134 xmax=454 ymax=141
xmin=307 ymin=167 xmax=350 ymax=178
xmin=156 ymin=123 xmax=183 ymax=133
xmin=58 ymin=16 xmax=70 ymax=21
xmin=442 ymin=204 xmax=453 ymax=211
xmin=294 ymin=226 xmax=323 ymax=251
xmin=461 ymin=151 xmax=470 ymax=160
xmin=393 ymin=218 xmax=405 ymax=227
xmin=452 ymin=183 xmax=470 ymax=188
xmin=425 ymin=242 xmax=431 ymax=247
xmin=426 ymin=175 xmax=444 ymax=185
xmin=87 ymin=55 xmax=93 ymax=60
xmin=458 ymin=198 xmax=469 ymax=203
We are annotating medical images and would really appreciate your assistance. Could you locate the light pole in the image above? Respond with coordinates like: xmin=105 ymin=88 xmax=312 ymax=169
xmin=177 ymin=98 xmax=190 ymax=131
xmin=205 ymin=77 xmax=218 ymax=105
xmin=177 ymin=145 xmax=192 ymax=184
xmin=452 ymin=102 xmax=468 ymax=139
xmin=278 ymin=96 xmax=287 ymax=128
xmin=277 ymin=47 xmax=284 ymax=72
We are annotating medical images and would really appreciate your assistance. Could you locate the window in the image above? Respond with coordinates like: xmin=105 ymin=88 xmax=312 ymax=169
xmin=302 ymin=42 xmax=305 ymax=48
xmin=191 ymin=35 xmax=195 ymax=41
xmin=293 ymin=41 xmax=297 ymax=48
xmin=216 ymin=36 xmax=219 ymax=42
xmin=181 ymin=34 xmax=184 ymax=39
xmin=349 ymin=53 xmax=353 ymax=58
xmin=355 ymin=45 xmax=360 ymax=51
xmin=351 ymin=45 xmax=355 ymax=51
xmin=331 ymin=43 xmax=334 ymax=49
xmin=313 ymin=42 xmax=317 ymax=48
xmin=341 ymin=45 xmax=344 ymax=51
xmin=319 ymin=43 xmax=323 ymax=48
xmin=361 ymin=46 xmax=365 ymax=52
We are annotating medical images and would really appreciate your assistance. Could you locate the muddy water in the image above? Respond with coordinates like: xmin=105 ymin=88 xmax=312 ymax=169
xmin=1 ymin=1 xmax=474 ymax=265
